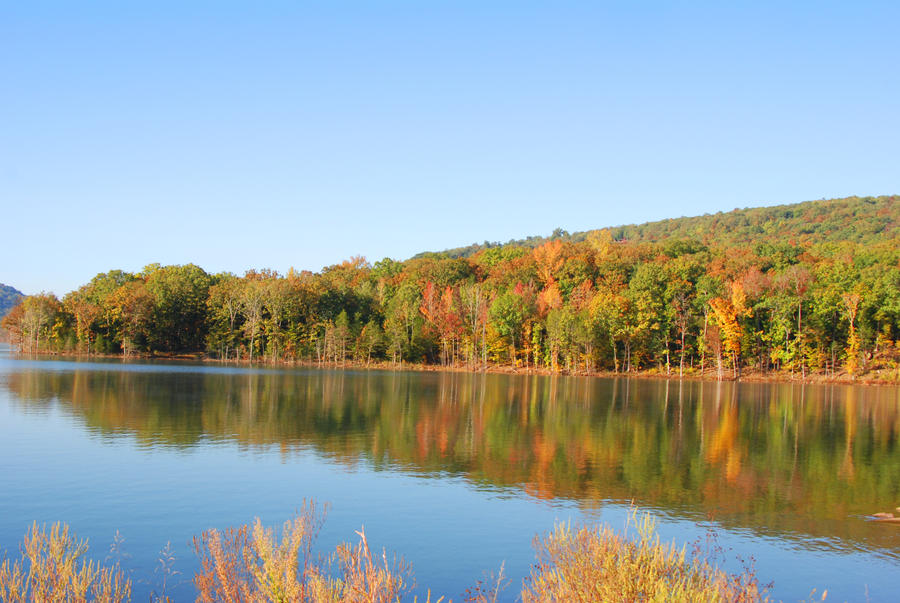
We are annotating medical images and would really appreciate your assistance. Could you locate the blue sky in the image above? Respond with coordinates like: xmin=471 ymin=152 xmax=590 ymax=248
xmin=2 ymin=1 xmax=898 ymax=295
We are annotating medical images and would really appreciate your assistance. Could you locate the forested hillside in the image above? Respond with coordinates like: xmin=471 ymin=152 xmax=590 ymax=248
xmin=0 ymin=283 xmax=24 ymax=317
xmin=3 ymin=196 xmax=898 ymax=380
xmin=421 ymin=196 xmax=898 ymax=259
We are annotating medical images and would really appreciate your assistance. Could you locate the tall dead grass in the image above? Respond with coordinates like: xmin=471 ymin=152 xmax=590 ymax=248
xmin=521 ymin=510 xmax=767 ymax=602
xmin=0 ymin=522 xmax=131 ymax=602
xmin=1 ymin=506 xmax=781 ymax=602
xmin=192 ymin=501 xmax=410 ymax=602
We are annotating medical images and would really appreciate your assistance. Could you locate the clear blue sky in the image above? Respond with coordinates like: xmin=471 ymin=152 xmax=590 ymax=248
xmin=3 ymin=1 xmax=898 ymax=295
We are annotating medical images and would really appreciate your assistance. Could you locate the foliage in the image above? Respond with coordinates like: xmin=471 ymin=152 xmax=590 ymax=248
xmin=4 ymin=195 xmax=898 ymax=379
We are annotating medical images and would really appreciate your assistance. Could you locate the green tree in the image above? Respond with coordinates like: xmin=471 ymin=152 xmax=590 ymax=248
xmin=489 ymin=284 xmax=535 ymax=365
xmin=144 ymin=264 xmax=212 ymax=352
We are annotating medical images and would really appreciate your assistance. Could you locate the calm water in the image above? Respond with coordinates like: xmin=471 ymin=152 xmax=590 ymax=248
xmin=1 ymin=347 xmax=899 ymax=601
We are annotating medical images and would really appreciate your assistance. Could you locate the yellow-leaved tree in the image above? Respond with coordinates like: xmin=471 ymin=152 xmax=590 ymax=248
xmin=709 ymin=282 xmax=750 ymax=379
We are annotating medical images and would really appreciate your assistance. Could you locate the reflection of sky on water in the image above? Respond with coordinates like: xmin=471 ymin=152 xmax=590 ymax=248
xmin=1 ymin=351 xmax=899 ymax=602
xmin=0 ymin=399 xmax=583 ymax=601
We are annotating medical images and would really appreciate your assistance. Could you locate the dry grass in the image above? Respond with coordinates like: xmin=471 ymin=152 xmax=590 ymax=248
xmin=193 ymin=501 xmax=410 ymax=603
xmin=521 ymin=510 xmax=767 ymax=603
xmin=1 ymin=506 xmax=787 ymax=602
xmin=461 ymin=562 xmax=508 ymax=603
xmin=0 ymin=522 xmax=131 ymax=603
xmin=306 ymin=528 xmax=410 ymax=603
xmin=194 ymin=506 xmax=769 ymax=603
xmin=193 ymin=501 xmax=323 ymax=602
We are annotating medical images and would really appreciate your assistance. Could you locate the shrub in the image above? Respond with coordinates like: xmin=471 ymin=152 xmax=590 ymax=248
xmin=192 ymin=501 xmax=410 ymax=603
xmin=0 ymin=522 xmax=131 ymax=602
xmin=521 ymin=510 xmax=767 ymax=602
xmin=1 ymin=506 xmax=780 ymax=602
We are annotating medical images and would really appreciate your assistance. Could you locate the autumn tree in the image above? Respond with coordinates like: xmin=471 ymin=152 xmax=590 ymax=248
xmin=107 ymin=281 xmax=154 ymax=355
xmin=842 ymin=290 xmax=862 ymax=376
xmin=489 ymin=283 xmax=535 ymax=366
xmin=62 ymin=288 xmax=101 ymax=354
xmin=7 ymin=293 xmax=62 ymax=353
xmin=240 ymin=275 xmax=266 ymax=362
xmin=356 ymin=319 xmax=383 ymax=364
xmin=709 ymin=282 xmax=750 ymax=379
xmin=459 ymin=282 xmax=490 ymax=368
xmin=589 ymin=280 xmax=630 ymax=372
xmin=263 ymin=276 xmax=294 ymax=362
xmin=206 ymin=275 xmax=244 ymax=360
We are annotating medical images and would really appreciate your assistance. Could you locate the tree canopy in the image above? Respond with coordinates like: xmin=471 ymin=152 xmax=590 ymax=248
xmin=3 ymin=196 xmax=898 ymax=380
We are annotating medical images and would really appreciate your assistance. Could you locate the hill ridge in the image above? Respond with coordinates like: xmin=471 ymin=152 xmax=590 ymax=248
xmin=414 ymin=195 xmax=898 ymax=259
xmin=0 ymin=283 xmax=24 ymax=318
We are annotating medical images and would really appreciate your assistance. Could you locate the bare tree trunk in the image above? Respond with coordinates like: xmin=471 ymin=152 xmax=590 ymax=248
xmin=664 ymin=332 xmax=670 ymax=375
xmin=716 ymin=346 xmax=724 ymax=381
xmin=482 ymin=321 xmax=487 ymax=369
xmin=701 ymin=310 xmax=709 ymax=375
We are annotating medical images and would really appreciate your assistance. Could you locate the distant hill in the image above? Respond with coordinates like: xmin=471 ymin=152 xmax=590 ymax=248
xmin=414 ymin=195 xmax=899 ymax=259
xmin=0 ymin=283 xmax=24 ymax=318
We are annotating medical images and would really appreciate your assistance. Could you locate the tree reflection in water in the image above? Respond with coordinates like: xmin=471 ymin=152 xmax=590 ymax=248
xmin=6 ymin=367 xmax=900 ymax=555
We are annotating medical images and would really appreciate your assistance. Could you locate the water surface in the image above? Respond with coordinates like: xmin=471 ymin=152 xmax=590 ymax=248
xmin=1 ymin=348 xmax=899 ymax=601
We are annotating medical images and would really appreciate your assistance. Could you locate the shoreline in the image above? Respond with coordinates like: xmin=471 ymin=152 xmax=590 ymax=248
xmin=6 ymin=348 xmax=898 ymax=386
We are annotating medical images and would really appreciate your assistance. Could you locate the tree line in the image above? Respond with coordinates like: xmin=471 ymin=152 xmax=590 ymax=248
xmin=3 ymin=196 xmax=898 ymax=379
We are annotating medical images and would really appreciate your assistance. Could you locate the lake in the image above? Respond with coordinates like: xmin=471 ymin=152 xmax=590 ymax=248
xmin=1 ymin=346 xmax=899 ymax=601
